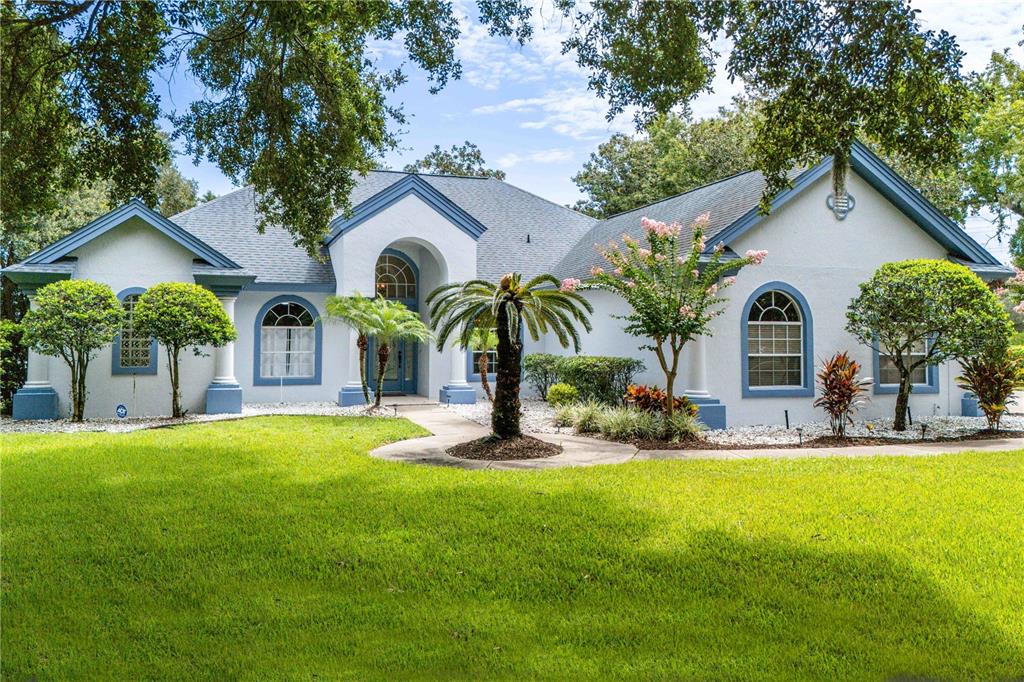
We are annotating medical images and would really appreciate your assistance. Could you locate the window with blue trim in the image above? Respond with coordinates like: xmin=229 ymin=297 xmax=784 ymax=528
xmin=112 ymin=288 xmax=157 ymax=375
xmin=260 ymin=302 xmax=316 ymax=379
xmin=741 ymin=282 xmax=814 ymax=398
xmin=873 ymin=338 xmax=939 ymax=394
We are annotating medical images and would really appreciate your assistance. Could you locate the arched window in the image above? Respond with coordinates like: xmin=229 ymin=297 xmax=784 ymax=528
xmin=375 ymin=252 xmax=416 ymax=300
xmin=254 ymin=296 xmax=322 ymax=385
xmin=741 ymin=283 xmax=813 ymax=397
xmin=112 ymin=287 xmax=157 ymax=375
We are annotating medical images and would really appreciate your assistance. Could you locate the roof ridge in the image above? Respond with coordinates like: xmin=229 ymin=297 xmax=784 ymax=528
xmin=596 ymin=168 xmax=760 ymax=222
xmin=171 ymin=185 xmax=252 ymax=220
xmin=368 ymin=168 xmax=493 ymax=180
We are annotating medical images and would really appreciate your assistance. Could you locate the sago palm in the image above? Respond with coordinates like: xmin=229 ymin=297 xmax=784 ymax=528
xmin=427 ymin=273 xmax=593 ymax=439
xmin=363 ymin=298 xmax=432 ymax=408
xmin=325 ymin=292 xmax=376 ymax=404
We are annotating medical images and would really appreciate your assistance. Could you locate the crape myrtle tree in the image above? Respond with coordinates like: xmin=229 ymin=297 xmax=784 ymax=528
xmin=846 ymin=260 xmax=1013 ymax=431
xmin=360 ymin=298 xmax=432 ymax=410
xmin=20 ymin=280 xmax=123 ymax=421
xmin=325 ymin=292 xmax=377 ymax=404
xmin=589 ymin=213 xmax=765 ymax=417
xmin=133 ymin=283 xmax=236 ymax=418
xmin=428 ymin=274 xmax=593 ymax=439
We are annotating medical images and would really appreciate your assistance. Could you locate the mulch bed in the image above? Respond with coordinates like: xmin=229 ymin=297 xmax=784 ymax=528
xmin=448 ymin=435 xmax=562 ymax=461
xmin=630 ymin=429 xmax=1024 ymax=451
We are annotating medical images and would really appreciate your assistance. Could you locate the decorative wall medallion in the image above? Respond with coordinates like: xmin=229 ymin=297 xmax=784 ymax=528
xmin=827 ymin=192 xmax=855 ymax=220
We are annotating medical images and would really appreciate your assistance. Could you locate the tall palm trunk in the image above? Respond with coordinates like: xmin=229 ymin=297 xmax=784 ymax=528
xmin=478 ymin=351 xmax=493 ymax=401
xmin=374 ymin=342 xmax=390 ymax=408
xmin=357 ymin=332 xmax=370 ymax=403
xmin=492 ymin=301 xmax=522 ymax=438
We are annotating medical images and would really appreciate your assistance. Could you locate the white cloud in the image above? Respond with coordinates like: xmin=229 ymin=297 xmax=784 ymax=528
xmin=473 ymin=89 xmax=637 ymax=140
xmin=497 ymin=148 xmax=574 ymax=168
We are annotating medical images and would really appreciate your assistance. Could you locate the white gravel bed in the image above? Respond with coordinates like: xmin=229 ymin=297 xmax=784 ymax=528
xmin=0 ymin=401 xmax=395 ymax=434
xmin=449 ymin=399 xmax=1023 ymax=445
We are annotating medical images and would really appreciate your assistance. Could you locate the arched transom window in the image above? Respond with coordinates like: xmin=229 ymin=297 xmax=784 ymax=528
xmin=260 ymin=302 xmax=315 ymax=378
xmin=119 ymin=293 xmax=151 ymax=368
xmin=376 ymin=253 xmax=416 ymax=300
xmin=746 ymin=290 xmax=804 ymax=388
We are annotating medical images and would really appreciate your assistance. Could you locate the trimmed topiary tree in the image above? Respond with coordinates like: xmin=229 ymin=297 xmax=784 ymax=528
xmin=20 ymin=279 xmax=124 ymax=421
xmin=134 ymin=282 xmax=236 ymax=418
xmin=846 ymin=259 xmax=1013 ymax=431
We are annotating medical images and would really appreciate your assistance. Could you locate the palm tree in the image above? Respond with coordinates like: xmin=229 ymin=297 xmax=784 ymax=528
xmin=468 ymin=326 xmax=498 ymax=401
xmin=363 ymin=297 xmax=432 ymax=409
xmin=325 ymin=292 xmax=376 ymax=404
xmin=427 ymin=273 xmax=593 ymax=439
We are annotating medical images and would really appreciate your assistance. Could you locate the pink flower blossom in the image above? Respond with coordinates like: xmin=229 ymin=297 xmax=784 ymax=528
xmin=590 ymin=265 xmax=604 ymax=276
xmin=745 ymin=249 xmax=768 ymax=265
xmin=724 ymin=276 xmax=737 ymax=286
xmin=677 ymin=257 xmax=685 ymax=265
xmin=697 ymin=237 xmax=707 ymax=252
xmin=560 ymin=278 xmax=581 ymax=292
xmin=640 ymin=216 xmax=679 ymax=237
xmin=614 ymin=267 xmax=623 ymax=276
xmin=654 ymin=253 xmax=666 ymax=262
xmin=638 ymin=248 xmax=651 ymax=258
xmin=691 ymin=269 xmax=700 ymax=278
xmin=622 ymin=233 xmax=636 ymax=246
xmin=714 ymin=242 xmax=725 ymax=254
xmin=692 ymin=212 xmax=711 ymax=227
xmin=1015 ymin=301 xmax=1024 ymax=315
xmin=626 ymin=280 xmax=637 ymax=288
xmin=706 ymin=283 xmax=718 ymax=296
xmin=678 ymin=304 xmax=697 ymax=319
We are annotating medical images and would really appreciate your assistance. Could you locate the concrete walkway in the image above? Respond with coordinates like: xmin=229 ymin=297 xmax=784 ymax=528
xmin=370 ymin=403 xmax=1024 ymax=470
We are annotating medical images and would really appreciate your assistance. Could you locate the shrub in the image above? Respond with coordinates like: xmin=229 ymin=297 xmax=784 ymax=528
xmin=546 ymin=382 xmax=579 ymax=406
xmin=570 ymin=399 xmax=605 ymax=433
xmin=0 ymin=319 xmax=23 ymax=415
xmin=20 ymin=280 xmax=124 ymax=421
xmin=956 ymin=347 xmax=1024 ymax=431
xmin=624 ymin=383 xmax=698 ymax=417
xmin=556 ymin=355 xmax=645 ymax=404
xmin=661 ymin=410 xmax=705 ymax=442
xmin=553 ymin=403 xmax=577 ymax=427
xmin=135 ymin=282 xmax=236 ymax=418
xmin=597 ymin=406 xmax=642 ymax=440
xmin=522 ymin=353 xmax=562 ymax=399
xmin=813 ymin=352 xmax=872 ymax=437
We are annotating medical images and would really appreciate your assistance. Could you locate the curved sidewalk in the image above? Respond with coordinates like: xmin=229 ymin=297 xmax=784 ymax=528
xmin=370 ymin=404 xmax=1024 ymax=470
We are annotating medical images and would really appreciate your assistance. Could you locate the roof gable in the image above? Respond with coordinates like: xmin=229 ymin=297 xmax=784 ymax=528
xmin=325 ymin=174 xmax=487 ymax=245
xmin=712 ymin=141 xmax=1002 ymax=267
xmin=24 ymin=199 xmax=240 ymax=269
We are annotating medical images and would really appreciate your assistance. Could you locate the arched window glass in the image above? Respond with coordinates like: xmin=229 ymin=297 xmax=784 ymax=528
xmin=260 ymin=302 xmax=315 ymax=378
xmin=375 ymin=253 xmax=416 ymax=299
xmin=119 ymin=293 xmax=151 ymax=368
xmin=746 ymin=290 xmax=804 ymax=388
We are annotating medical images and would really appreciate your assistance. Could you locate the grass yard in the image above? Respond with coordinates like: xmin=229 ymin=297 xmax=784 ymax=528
xmin=2 ymin=416 xmax=1023 ymax=679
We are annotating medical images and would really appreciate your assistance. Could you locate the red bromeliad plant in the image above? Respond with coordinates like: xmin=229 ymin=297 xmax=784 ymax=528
xmin=956 ymin=347 xmax=1024 ymax=432
xmin=589 ymin=213 xmax=765 ymax=416
xmin=624 ymin=384 xmax=698 ymax=417
xmin=813 ymin=351 xmax=872 ymax=437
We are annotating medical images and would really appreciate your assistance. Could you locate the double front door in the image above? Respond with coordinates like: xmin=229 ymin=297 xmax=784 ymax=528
xmin=368 ymin=338 xmax=417 ymax=395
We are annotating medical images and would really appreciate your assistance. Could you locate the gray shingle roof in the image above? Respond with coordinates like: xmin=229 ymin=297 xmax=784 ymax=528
xmin=171 ymin=171 xmax=597 ymax=285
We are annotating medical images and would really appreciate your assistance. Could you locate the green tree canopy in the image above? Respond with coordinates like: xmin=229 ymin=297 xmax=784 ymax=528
xmin=403 ymin=141 xmax=506 ymax=179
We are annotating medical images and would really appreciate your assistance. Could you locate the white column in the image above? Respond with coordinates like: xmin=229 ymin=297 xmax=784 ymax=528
xmin=684 ymin=334 xmax=710 ymax=398
xmin=449 ymin=346 xmax=469 ymax=387
xmin=345 ymin=329 xmax=363 ymax=389
xmin=23 ymin=295 xmax=51 ymax=389
xmin=212 ymin=296 xmax=237 ymax=384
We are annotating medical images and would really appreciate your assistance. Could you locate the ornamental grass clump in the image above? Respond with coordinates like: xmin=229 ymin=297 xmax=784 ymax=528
xmin=813 ymin=351 xmax=872 ymax=437
xmin=661 ymin=410 xmax=705 ymax=442
xmin=570 ymin=399 xmax=605 ymax=434
xmin=956 ymin=347 xmax=1024 ymax=431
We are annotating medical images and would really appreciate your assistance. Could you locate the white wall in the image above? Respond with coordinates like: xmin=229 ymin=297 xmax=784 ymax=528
xmin=55 ymin=217 xmax=214 ymax=418
xmin=548 ymin=171 xmax=968 ymax=427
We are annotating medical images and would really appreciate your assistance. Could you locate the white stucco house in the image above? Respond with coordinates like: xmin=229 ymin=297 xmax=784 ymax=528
xmin=4 ymin=141 xmax=1012 ymax=427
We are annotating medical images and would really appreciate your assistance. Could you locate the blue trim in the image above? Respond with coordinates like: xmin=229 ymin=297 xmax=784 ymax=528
xmin=24 ymin=199 xmax=241 ymax=269
xmin=247 ymin=282 xmax=336 ymax=292
xmin=740 ymin=281 xmax=815 ymax=398
xmin=961 ymin=393 xmax=981 ymax=417
xmin=253 ymin=295 xmax=323 ymax=386
xmin=712 ymin=141 xmax=1005 ymax=268
xmin=339 ymin=385 xmax=373 ymax=407
xmin=439 ymin=384 xmax=477 ymax=404
xmin=688 ymin=397 xmax=727 ymax=430
xmin=871 ymin=338 xmax=939 ymax=395
xmin=12 ymin=386 xmax=60 ymax=420
xmin=325 ymin=175 xmax=487 ymax=245
xmin=111 ymin=287 xmax=158 ymax=376
xmin=205 ymin=383 xmax=242 ymax=414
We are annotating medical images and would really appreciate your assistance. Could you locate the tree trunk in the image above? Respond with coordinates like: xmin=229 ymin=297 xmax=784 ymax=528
xmin=374 ymin=343 xmax=390 ymax=408
xmin=478 ymin=351 xmax=493 ymax=401
xmin=893 ymin=372 xmax=911 ymax=431
xmin=70 ymin=360 xmax=84 ymax=422
xmin=665 ymin=370 xmax=676 ymax=418
xmin=166 ymin=347 xmax=183 ymax=418
xmin=357 ymin=333 xmax=369 ymax=404
xmin=492 ymin=302 xmax=522 ymax=439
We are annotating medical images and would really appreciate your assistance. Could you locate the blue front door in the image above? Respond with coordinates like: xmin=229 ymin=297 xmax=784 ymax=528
xmin=368 ymin=338 xmax=417 ymax=395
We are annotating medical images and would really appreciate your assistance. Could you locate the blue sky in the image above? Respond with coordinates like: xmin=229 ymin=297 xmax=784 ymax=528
xmin=158 ymin=0 xmax=1023 ymax=259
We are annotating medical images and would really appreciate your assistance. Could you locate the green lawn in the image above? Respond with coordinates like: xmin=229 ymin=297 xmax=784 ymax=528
xmin=2 ymin=416 xmax=1023 ymax=679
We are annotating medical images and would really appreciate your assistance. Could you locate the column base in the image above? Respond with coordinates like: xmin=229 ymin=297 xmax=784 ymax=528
xmin=961 ymin=393 xmax=980 ymax=418
xmin=12 ymin=386 xmax=60 ymax=420
xmin=687 ymin=396 xmax=727 ymax=430
xmin=439 ymin=384 xmax=477 ymax=405
xmin=338 ymin=385 xmax=373 ymax=407
xmin=206 ymin=383 xmax=242 ymax=414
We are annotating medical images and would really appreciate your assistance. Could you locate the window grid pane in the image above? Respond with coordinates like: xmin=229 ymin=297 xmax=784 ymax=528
xmin=375 ymin=254 xmax=416 ymax=299
xmin=260 ymin=302 xmax=316 ymax=378
xmin=472 ymin=349 xmax=498 ymax=375
xmin=879 ymin=340 xmax=928 ymax=385
xmin=746 ymin=290 xmax=803 ymax=388
xmin=119 ymin=294 xmax=151 ymax=368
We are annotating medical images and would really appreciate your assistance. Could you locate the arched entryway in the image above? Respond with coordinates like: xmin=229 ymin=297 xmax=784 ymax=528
xmin=368 ymin=248 xmax=419 ymax=395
